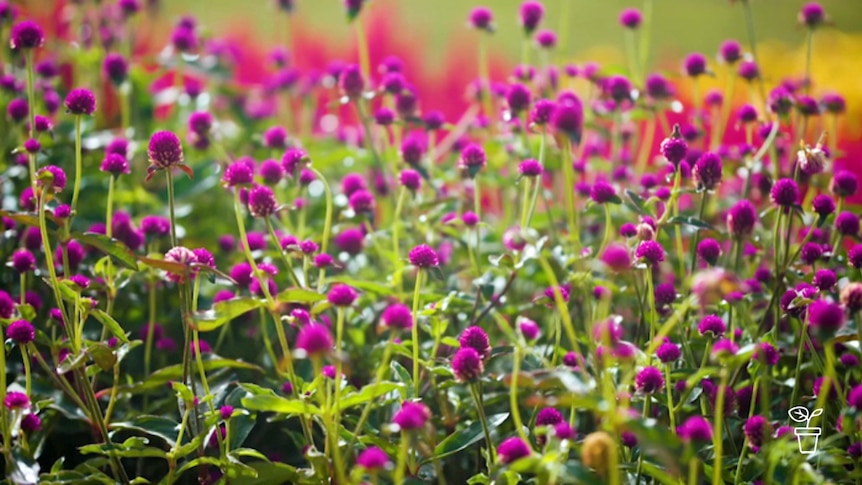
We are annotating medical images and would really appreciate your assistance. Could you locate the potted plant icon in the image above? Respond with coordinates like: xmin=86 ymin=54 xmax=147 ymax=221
xmin=788 ymin=406 xmax=823 ymax=455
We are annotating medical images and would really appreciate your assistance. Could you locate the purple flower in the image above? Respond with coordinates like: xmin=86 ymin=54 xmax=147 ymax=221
xmin=604 ymin=75 xmax=631 ymax=103
xmin=462 ymin=211 xmax=479 ymax=227
xmin=344 ymin=0 xmax=365 ymax=19
xmin=822 ymin=93 xmax=846 ymax=114
xmin=551 ymin=92 xmax=583 ymax=141
xmin=506 ymin=83 xmax=532 ymax=115
xmin=808 ymin=300 xmax=845 ymax=335
xmin=103 ymin=53 xmax=128 ymax=84
xmin=21 ymin=413 xmax=41 ymax=433
xmin=535 ymin=29 xmax=556 ymax=49
xmin=684 ymin=52 xmax=707 ymax=77
xmin=348 ymin=189 xmax=375 ymax=213
xmin=452 ymin=347 xmax=484 ymax=382
xmin=259 ymin=159 xmax=285 ymax=186
xmin=727 ymin=200 xmax=758 ymax=239
xmin=519 ymin=318 xmax=540 ymax=340
xmin=460 ymin=326 xmax=491 ymax=360
xmin=327 ymin=284 xmax=358 ymax=307
xmin=831 ymin=170 xmax=858 ymax=198
xmin=0 ymin=291 xmax=13 ymax=319
xmin=458 ymin=143 xmax=487 ymax=175
xmin=468 ymin=7 xmax=493 ymax=32
xmin=263 ymin=126 xmax=288 ymax=149
xmin=719 ymin=40 xmax=742 ymax=64
xmin=223 ymin=161 xmax=255 ymax=188
xmin=335 ymin=228 xmax=365 ymax=255
xmin=423 ymin=111 xmax=445 ymax=131
xmin=678 ymin=416 xmax=712 ymax=442
xmin=635 ymin=240 xmax=664 ymax=265
xmin=601 ymin=244 xmax=631 ymax=273
xmin=392 ymin=401 xmax=431 ymax=430
xmin=248 ymin=185 xmax=279 ymax=218
xmin=339 ymin=64 xmax=364 ymax=99
xmin=7 ymin=319 xmax=35 ymax=343
xmin=399 ymin=169 xmax=421 ymax=192
xmin=519 ymin=1 xmax=544 ymax=34
xmin=656 ymin=341 xmax=681 ymax=363
xmin=408 ymin=244 xmax=439 ymax=268
xmin=37 ymin=165 xmax=67 ymax=193
xmin=7 ymin=98 xmax=27 ymax=122
xmin=381 ymin=304 xmax=412 ymax=330
xmin=4 ymin=391 xmax=29 ymax=410
xmin=64 ymin=88 xmax=96 ymax=115
xmin=754 ymin=342 xmax=780 ymax=366
xmin=660 ymin=131 xmax=688 ymax=167
xmin=645 ymin=73 xmax=673 ymax=100
xmin=147 ymin=131 xmax=184 ymax=169
xmin=281 ymin=148 xmax=307 ymax=178
xmin=589 ymin=181 xmax=616 ymax=204
xmin=296 ymin=324 xmax=333 ymax=356
xmin=770 ymin=178 xmax=800 ymax=207
xmin=737 ymin=60 xmax=759 ymax=82
xmin=799 ymin=2 xmax=825 ymax=27
xmin=530 ymin=98 xmax=555 ymax=125
xmin=171 ymin=26 xmax=197 ymax=52
xmin=696 ymin=238 xmax=722 ymax=266
xmin=812 ymin=194 xmax=835 ymax=217
xmin=744 ymin=415 xmax=772 ymax=451
xmin=100 ymin=153 xmax=130 ymax=176
xmin=836 ymin=211 xmax=860 ymax=236
xmin=698 ymin=315 xmax=726 ymax=337
xmin=10 ymin=249 xmax=36 ymax=274
xmin=10 ymin=21 xmax=44 ymax=49
xmin=313 ymin=253 xmax=334 ymax=268
xmin=619 ymin=7 xmax=642 ymax=28
xmin=356 ymin=447 xmax=389 ymax=469
xmin=635 ymin=366 xmax=664 ymax=394
xmin=813 ymin=268 xmax=837 ymax=290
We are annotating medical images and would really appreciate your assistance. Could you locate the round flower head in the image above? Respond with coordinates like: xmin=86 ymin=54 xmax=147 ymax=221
xmin=737 ymin=60 xmax=759 ymax=82
xmin=737 ymin=104 xmax=758 ymax=124
xmin=20 ymin=413 xmax=41 ymax=433
xmin=530 ymin=98 xmax=555 ymax=125
xmin=770 ymin=178 xmax=800 ymax=207
xmin=831 ymin=170 xmax=858 ymax=198
xmin=812 ymin=194 xmax=835 ymax=217
xmin=381 ymin=303 xmax=413 ymax=330
xmin=344 ymin=0 xmax=365 ymax=19
xmin=799 ymin=2 xmax=825 ymax=27
xmin=335 ymin=228 xmax=365 ymax=255
xmin=813 ymin=268 xmax=837 ymax=290
xmin=850 ymin=384 xmax=862 ymax=409
xmin=188 ymin=111 xmax=213 ymax=136
xmin=796 ymin=95 xmax=820 ymax=117
xmin=518 ymin=159 xmax=542 ymax=177
xmin=10 ymin=21 xmax=44 ymax=49
xmin=147 ymin=131 xmax=184 ymax=169
xmin=497 ymin=437 xmax=531 ymax=464
xmin=836 ymin=211 xmax=860 ymax=236
xmin=259 ymin=159 xmax=285 ymax=185
xmin=327 ymin=283 xmax=358 ymax=307
xmin=506 ymin=82 xmax=531 ymax=115
xmin=696 ymin=238 xmax=722 ymax=266
xmin=551 ymin=92 xmax=583 ymax=141
xmin=392 ymin=401 xmax=431 ymax=430
xmin=619 ymin=7 xmax=642 ymax=28
xmin=808 ymin=300 xmax=845 ymax=335
xmin=601 ymin=244 xmax=631 ymax=273
xmin=103 ymin=53 xmax=128 ymax=85
xmin=408 ymin=244 xmax=439 ymax=268
xmin=635 ymin=240 xmax=664 ymax=265
xmin=11 ymin=249 xmax=36 ymax=274
xmin=684 ymin=52 xmax=707 ymax=77
xmin=356 ymin=447 xmax=389 ymax=470
xmin=459 ymin=143 xmax=487 ymax=176
xmin=100 ymin=153 xmax=130 ymax=176
xmin=519 ymin=318 xmax=540 ymax=340
xmin=452 ymin=347 xmax=484 ymax=382
xmin=469 ymin=7 xmax=493 ymax=32
xmin=263 ymin=126 xmax=288 ymax=149
xmin=744 ymin=415 xmax=772 ymax=450
xmin=348 ymin=189 xmax=375 ymax=213
xmin=679 ymin=415 xmax=712 ymax=442
xmin=535 ymin=29 xmax=556 ymax=49
xmin=660 ymin=128 xmax=688 ymax=167
xmin=281 ymin=148 xmax=308 ymax=178
xmin=590 ymin=181 xmax=616 ymax=204
xmin=698 ymin=315 xmax=726 ymax=337
xmin=800 ymin=242 xmax=823 ymax=265
xmin=171 ymin=26 xmax=197 ymax=52
xmin=822 ymin=93 xmax=846 ymax=114
xmin=4 ymin=391 xmax=29 ymax=410
xmin=37 ymin=165 xmax=67 ymax=193
xmin=313 ymin=253 xmax=334 ymax=268
xmin=23 ymin=138 xmax=39 ymax=154
xmin=7 ymin=99 xmax=27 ymax=122
xmin=645 ymin=73 xmax=673 ymax=100
xmin=635 ymin=366 xmax=664 ymax=394
xmin=296 ymin=324 xmax=333 ymax=356
xmin=719 ymin=40 xmax=742 ymax=64
xmin=519 ymin=1 xmax=544 ymax=34
xmin=374 ymin=107 xmax=394 ymax=126
xmin=399 ymin=169 xmax=421 ymax=192
xmin=461 ymin=211 xmax=479 ymax=227
xmin=33 ymin=115 xmax=52 ymax=133
xmin=247 ymin=185 xmax=279 ymax=218
xmin=727 ymin=200 xmax=758 ymax=239
xmin=460 ymin=326 xmax=491 ymax=360
xmin=7 ymin=319 xmax=35 ymax=343
xmin=423 ymin=111 xmax=445 ymax=131
xmin=64 ymin=88 xmax=96 ymax=115
xmin=604 ymin=75 xmax=631 ymax=103
xmin=656 ymin=341 xmax=681 ymax=363
xmin=400 ymin=135 xmax=425 ymax=166
xmin=0 ymin=291 xmax=14 ymax=319
xmin=339 ymin=64 xmax=364 ymax=99
xmin=754 ymin=342 xmax=780 ymax=366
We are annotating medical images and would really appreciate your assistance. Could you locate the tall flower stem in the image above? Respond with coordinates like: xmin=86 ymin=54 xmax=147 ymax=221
xmin=478 ymin=35 xmax=494 ymax=133
xmin=166 ymin=170 xmax=178 ymax=247
xmin=790 ymin=316 xmax=810 ymax=406
xmin=804 ymin=29 xmax=813 ymax=95
xmin=509 ymin=346 xmax=530 ymax=444
xmin=472 ymin=178 xmax=482 ymax=273
xmin=713 ymin=74 xmax=737 ymax=150
xmin=469 ymin=382 xmax=495 ymax=465
xmin=712 ymin=368 xmax=728 ymax=485
xmin=741 ymin=0 xmax=768 ymax=109
xmin=71 ymin=116 xmax=84 ymax=214
xmin=688 ymin=192 xmax=709 ymax=274
xmin=636 ymin=114 xmax=656 ymax=174
xmin=25 ymin=51 xmax=37 ymax=189
xmin=392 ymin=186 xmax=406 ymax=288
xmin=393 ymin=432 xmax=411 ymax=484
xmin=519 ymin=177 xmax=532 ymax=233
xmin=309 ymin=168 xmax=333 ymax=292
xmin=347 ymin=332 xmax=398 ymax=450
xmin=560 ymin=138 xmax=581 ymax=253
xmin=664 ymin=365 xmax=676 ymax=430
xmin=411 ymin=270 xmax=424 ymax=398
xmin=599 ymin=204 xmax=613 ymax=256
xmin=333 ymin=307 xmax=347 ymax=445
xmin=525 ymin=127 xmax=546 ymax=229
xmin=355 ymin=15 xmax=371 ymax=85
xmin=20 ymin=345 xmax=31 ymax=396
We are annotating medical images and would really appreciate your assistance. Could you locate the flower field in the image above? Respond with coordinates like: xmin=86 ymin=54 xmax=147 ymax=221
xmin=1 ymin=0 xmax=862 ymax=484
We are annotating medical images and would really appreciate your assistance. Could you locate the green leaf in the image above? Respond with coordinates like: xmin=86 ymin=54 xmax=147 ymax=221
xmin=668 ymin=216 xmax=715 ymax=231
xmin=91 ymin=309 xmax=130 ymax=343
xmin=56 ymin=350 xmax=88 ymax=374
xmin=16 ymin=304 xmax=36 ymax=322
xmin=72 ymin=232 xmax=139 ymax=270
xmin=192 ymin=297 xmax=265 ymax=332
xmin=0 ymin=210 xmax=41 ymax=229
xmin=337 ymin=383 xmax=404 ymax=410
xmin=604 ymin=194 xmax=622 ymax=205
xmin=624 ymin=189 xmax=648 ymax=216
xmin=240 ymin=395 xmax=321 ymax=416
xmin=137 ymin=255 xmax=187 ymax=275
xmin=87 ymin=343 xmax=116 ymax=372
xmin=327 ymin=277 xmax=391 ymax=295
xmin=427 ymin=413 xmax=509 ymax=464
xmin=390 ymin=361 xmax=413 ymax=399
xmin=274 ymin=288 xmax=327 ymax=304
xmin=170 ymin=381 xmax=194 ymax=403
xmin=111 ymin=416 xmax=184 ymax=447
xmin=118 ymin=357 xmax=263 ymax=395
xmin=226 ymin=462 xmax=299 ymax=485
xmin=79 ymin=442 xmax=167 ymax=459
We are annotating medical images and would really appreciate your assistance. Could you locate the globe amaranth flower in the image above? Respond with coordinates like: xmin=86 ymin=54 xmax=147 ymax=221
xmin=619 ymin=7 xmax=642 ymax=28
xmin=530 ymin=98 xmax=555 ymax=125
xmin=754 ymin=342 xmax=780 ymax=366
xmin=635 ymin=366 xmax=664 ymax=394
xmin=37 ymin=165 xmax=67 ymax=193
xmin=811 ymin=194 xmax=835 ymax=218
xmin=808 ymin=300 xmax=845 ymax=336
xmin=247 ymin=185 xmax=279 ymax=218
xmin=381 ymin=303 xmax=412 ymax=330
xmin=295 ymin=324 xmax=333 ymax=356
xmin=281 ymin=148 xmax=308 ymax=178
xmin=399 ymin=169 xmax=421 ymax=192
xmin=21 ymin=413 xmax=41 ymax=433
xmin=519 ymin=1 xmax=544 ymax=34
xmin=356 ymin=447 xmax=390 ymax=470
xmin=497 ymin=437 xmax=531 ymax=464
xmin=551 ymin=92 xmax=583 ymax=142
xmin=344 ymin=0 xmax=366 ymax=20
xmin=822 ymin=93 xmax=846 ymax=114
xmin=698 ymin=314 xmax=726 ymax=337
xmin=589 ymin=180 xmax=616 ymax=204
xmin=506 ymin=83 xmax=531 ymax=115
xmin=259 ymin=159 xmax=285 ymax=186
xmin=696 ymin=238 xmax=722 ymax=266
xmin=7 ymin=319 xmax=35 ymax=344
xmin=684 ymin=52 xmax=707 ymax=77
xmin=799 ymin=2 xmax=826 ymax=28
xmin=719 ymin=40 xmax=742 ymax=64
xmin=604 ymin=75 xmax=631 ymax=103
xmin=813 ymin=268 xmax=837 ymax=291
xmin=100 ymin=153 xmax=130 ymax=176
xmin=535 ymin=29 xmax=556 ymax=49
xmin=660 ymin=126 xmax=688 ymax=167
xmin=656 ymin=340 xmax=681 ymax=363
xmin=423 ymin=111 xmax=445 ymax=131
xmin=10 ymin=21 xmax=44 ymax=49
xmin=4 ymin=391 xmax=30 ymax=410
xmin=7 ymin=98 xmax=27 ymax=123
xmin=146 ymin=131 xmax=192 ymax=181
xmin=744 ymin=415 xmax=772 ymax=451
xmin=164 ymin=246 xmax=196 ymax=282
xmin=831 ymin=170 xmax=858 ymax=198
xmin=263 ymin=125 xmax=288 ymax=149
xmin=678 ymin=416 xmax=712 ymax=442
xmin=452 ymin=347 xmax=484 ymax=382
xmin=64 ymin=88 xmax=96 ymax=115
xmin=458 ymin=143 xmax=487 ymax=177
xmin=327 ymin=283 xmax=358 ymax=307
xmin=408 ymin=244 xmax=439 ymax=268
xmin=770 ymin=178 xmax=800 ymax=208
xmin=339 ymin=64 xmax=364 ymax=99
xmin=103 ymin=53 xmax=128 ymax=85
xmin=348 ymin=189 xmax=375 ymax=213
xmin=460 ymin=326 xmax=491 ymax=360
xmin=645 ymin=73 xmax=673 ymax=100
xmin=518 ymin=159 xmax=542 ymax=177
xmin=836 ymin=211 xmax=860 ymax=237
xmin=727 ymin=200 xmax=758 ymax=239
xmin=392 ymin=401 xmax=431 ymax=430
xmin=600 ymin=244 xmax=631 ymax=273
xmin=635 ymin=240 xmax=664 ymax=265
xmin=468 ymin=7 xmax=493 ymax=32
xmin=335 ymin=227 xmax=365 ymax=255
xmin=10 ymin=249 xmax=36 ymax=274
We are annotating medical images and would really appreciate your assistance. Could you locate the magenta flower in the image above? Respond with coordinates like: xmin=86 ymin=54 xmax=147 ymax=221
xmin=392 ymin=401 xmax=431 ymax=430
xmin=356 ymin=446 xmax=390 ymax=469
xmin=408 ymin=244 xmax=439 ymax=268
xmin=459 ymin=326 xmax=491 ymax=360
xmin=497 ymin=437 xmax=531 ymax=464
xmin=452 ymin=347 xmax=484 ymax=382
xmin=147 ymin=131 xmax=192 ymax=181
xmin=7 ymin=319 xmax=35 ymax=343
xmin=468 ymin=7 xmax=493 ymax=32
xmin=619 ymin=7 xmax=642 ymax=29
xmin=381 ymin=303 xmax=413 ymax=330
xmin=296 ymin=324 xmax=333 ymax=356
xmin=10 ymin=21 xmax=44 ymax=49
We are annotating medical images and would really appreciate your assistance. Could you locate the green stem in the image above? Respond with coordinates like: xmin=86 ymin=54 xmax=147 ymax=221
xmin=20 ymin=345 xmax=30 ymax=397
xmin=790 ymin=316 xmax=809 ymax=406
xmin=71 ymin=116 xmax=84 ymax=214
xmin=519 ymin=176 xmax=531 ymax=232
xmin=510 ymin=347 xmax=529 ymax=444
xmin=411 ymin=270 xmax=424 ymax=398
xmin=348 ymin=332 xmax=398 ymax=450
xmin=469 ymin=383 xmax=496 ymax=465
xmin=525 ymin=128 xmax=546 ymax=229
xmin=25 ymin=51 xmax=36 ymax=189
xmin=713 ymin=369 xmax=728 ymax=485
xmin=599 ymin=204 xmax=613 ymax=256
xmin=665 ymin=364 xmax=676 ymax=430
xmin=688 ymin=192 xmax=709 ymax=274
xmin=473 ymin=178 xmax=482 ymax=274
xmin=166 ymin=169 xmax=178 ymax=247
xmin=355 ymin=15 xmax=371 ymax=85
xmin=560 ymin=138 xmax=580 ymax=253
xmin=393 ymin=432 xmax=411 ymax=484
xmin=309 ymin=168 xmax=333 ymax=292
xmin=805 ymin=29 xmax=813 ymax=95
